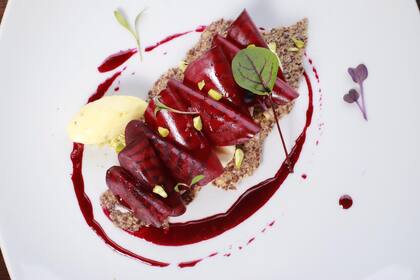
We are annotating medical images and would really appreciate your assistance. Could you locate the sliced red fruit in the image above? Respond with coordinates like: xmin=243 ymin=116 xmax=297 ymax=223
xmin=183 ymin=46 xmax=249 ymax=115
xmin=227 ymin=9 xmax=268 ymax=49
xmin=118 ymin=134 xmax=186 ymax=216
xmin=125 ymin=120 xmax=223 ymax=186
xmin=144 ymin=88 xmax=210 ymax=152
xmin=167 ymin=79 xmax=260 ymax=146
xmin=213 ymin=34 xmax=299 ymax=105
xmin=106 ymin=166 xmax=172 ymax=227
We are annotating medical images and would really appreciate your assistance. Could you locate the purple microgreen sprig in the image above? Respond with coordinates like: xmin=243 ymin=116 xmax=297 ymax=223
xmin=344 ymin=64 xmax=368 ymax=120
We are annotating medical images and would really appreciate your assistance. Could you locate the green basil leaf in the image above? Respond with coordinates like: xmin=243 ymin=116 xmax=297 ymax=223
xmin=232 ymin=47 xmax=279 ymax=95
xmin=190 ymin=174 xmax=205 ymax=186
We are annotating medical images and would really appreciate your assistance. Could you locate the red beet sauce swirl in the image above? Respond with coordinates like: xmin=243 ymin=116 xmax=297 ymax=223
xmin=129 ymin=73 xmax=313 ymax=246
xmin=70 ymin=67 xmax=314 ymax=266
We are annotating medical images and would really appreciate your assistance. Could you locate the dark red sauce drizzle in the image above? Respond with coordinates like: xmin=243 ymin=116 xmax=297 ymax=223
xmin=145 ymin=25 xmax=206 ymax=52
xmin=71 ymin=73 xmax=169 ymax=267
xmin=97 ymin=49 xmax=137 ymax=73
xmin=339 ymin=195 xmax=353 ymax=209
xmin=301 ymin=174 xmax=307 ymax=179
xmin=87 ymin=71 xmax=122 ymax=103
xmin=178 ymin=258 xmax=203 ymax=268
xmin=71 ymin=71 xmax=313 ymax=266
xmin=123 ymin=72 xmax=313 ymax=246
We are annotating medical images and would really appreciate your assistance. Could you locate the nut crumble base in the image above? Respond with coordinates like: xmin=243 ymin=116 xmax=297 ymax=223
xmin=101 ymin=18 xmax=308 ymax=230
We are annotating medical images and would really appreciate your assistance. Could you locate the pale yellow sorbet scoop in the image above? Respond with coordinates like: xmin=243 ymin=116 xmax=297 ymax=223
xmin=67 ymin=95 xmax=147 ymax=145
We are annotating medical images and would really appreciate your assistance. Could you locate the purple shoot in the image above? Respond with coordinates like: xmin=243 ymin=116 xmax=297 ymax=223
xmin=346 ymin=64 xmax=368 ymax=120
xmin=344 ymin=89 xmax=364 ymax=114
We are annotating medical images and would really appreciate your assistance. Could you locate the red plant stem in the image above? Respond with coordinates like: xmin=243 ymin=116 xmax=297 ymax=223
xmin=269 ymin=94 xmax=292 ymax=172
xmin=359 ymin=83 xmax=368 ymax=121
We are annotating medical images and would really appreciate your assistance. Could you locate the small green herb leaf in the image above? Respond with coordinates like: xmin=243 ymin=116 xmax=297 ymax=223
xmin=190 ymin=174 xmax=205 ymax=186
xmin=134 ymin=9 xmax=146 ymax=60
xmin=114 ymin=8 xmax=145 ymax=61
xmin=114 ymin=10 xmax=135 ymax=36
xmin=232 ymin=47 xmax=279 ymax=95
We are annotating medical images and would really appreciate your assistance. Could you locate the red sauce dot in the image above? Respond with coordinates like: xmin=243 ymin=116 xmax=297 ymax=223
xmin=301 ymin=174 xmax=307 ymax=179
xmin=339 ymin=195 xmax=353 ymax=209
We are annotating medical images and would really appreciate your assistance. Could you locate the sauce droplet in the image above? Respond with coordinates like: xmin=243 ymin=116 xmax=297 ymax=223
xmin=301 ymin=174 xmax=307 ymax=179
xmin=339 ymin=195 xmax=353 ymax=209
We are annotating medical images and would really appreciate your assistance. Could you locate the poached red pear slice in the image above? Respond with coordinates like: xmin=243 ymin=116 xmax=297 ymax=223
xmin=118 ymin=134 xmax=186 ymax=216
xmin=106 ymin=166 xmax=172 ymax=227
xmin=125 ymin=120 xmax=223 ymax=186
xmin=167 ymin=79 xmax=260 ymax=146
xmin=144 ymin=88 xmax=210 ymax=152
xmin=226 ymin=9 xmax=268 ymax=49
xmin=183 ymin=46 xmax=249 ymax=115
xmin=213 ymin=34 xmax=299 ymax=105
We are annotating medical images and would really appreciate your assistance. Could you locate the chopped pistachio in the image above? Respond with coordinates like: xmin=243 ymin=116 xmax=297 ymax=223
xmin=268 ymin=42 xmax=283 ymax=71
xmin=234 ymin=148 xmax=245 ymax=169
xmin=197 ymin=80 xmax=205 ymax=91
xmin=153 ymin=185 xmax=168 ymax=198
xmin=247 ymin=44 xmax=256 ymax=48
xmin=193 ymin=116 xmax=203 ymax=131
xmin=158 ymin=127 xmax=169 ymax=137
xmin=291 ymin=37 xmax=305 ymax=49
xmin=115 ymin=142 xmax=125 ymax=153
xmin=174 ymin=184 xmax=180 ymax=192
xmin=208 ymin=89 xmax=222 ymax=101
xmin=108 ymin=133 xmax=126 ymax=153
xmin=179 ymin=60 xmax=188 ymax=72
xmin=287 ymin=47 xmax=299 ymax=52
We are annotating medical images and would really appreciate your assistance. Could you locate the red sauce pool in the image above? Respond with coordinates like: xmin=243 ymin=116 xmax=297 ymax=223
xmin=339 ymin=195 xmax=353 ymax=209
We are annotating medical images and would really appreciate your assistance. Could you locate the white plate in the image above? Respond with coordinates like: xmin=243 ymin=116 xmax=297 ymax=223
xmin=1 ymin=0 xmax=420 ymax=279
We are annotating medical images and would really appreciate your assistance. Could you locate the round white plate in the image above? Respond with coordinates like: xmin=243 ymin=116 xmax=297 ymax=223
xmin=0 ymin=0 xmax=419 ymax=279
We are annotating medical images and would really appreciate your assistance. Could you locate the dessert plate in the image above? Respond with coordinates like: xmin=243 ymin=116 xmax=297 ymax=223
xmin=0 ymin=0 xmax=419 ymax=279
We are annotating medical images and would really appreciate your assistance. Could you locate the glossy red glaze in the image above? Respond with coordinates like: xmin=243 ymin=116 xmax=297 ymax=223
xmin=226 ymin=9 xmax=288 ymax=82
xmin=167 ymin=79 xmax=260 ymax=146
xmin=106 ymin=166 xmax=175 ymax=227
xmin=144 ymin=88 xmax=210 ymax=152
xmin=123 ymin=72 xmax=313 ymax=246
xmin=118 ymin=136 xmax=186 ymax=216
xmin=125 ymin=120 xmax=223 ymax=186
xmin=97 ymin=48 xmax=137 ymax=73
xmin=184 ymin=46 xmax=249 ymax=114
xmin=227 ymin=9 xmax=268 ymax=48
